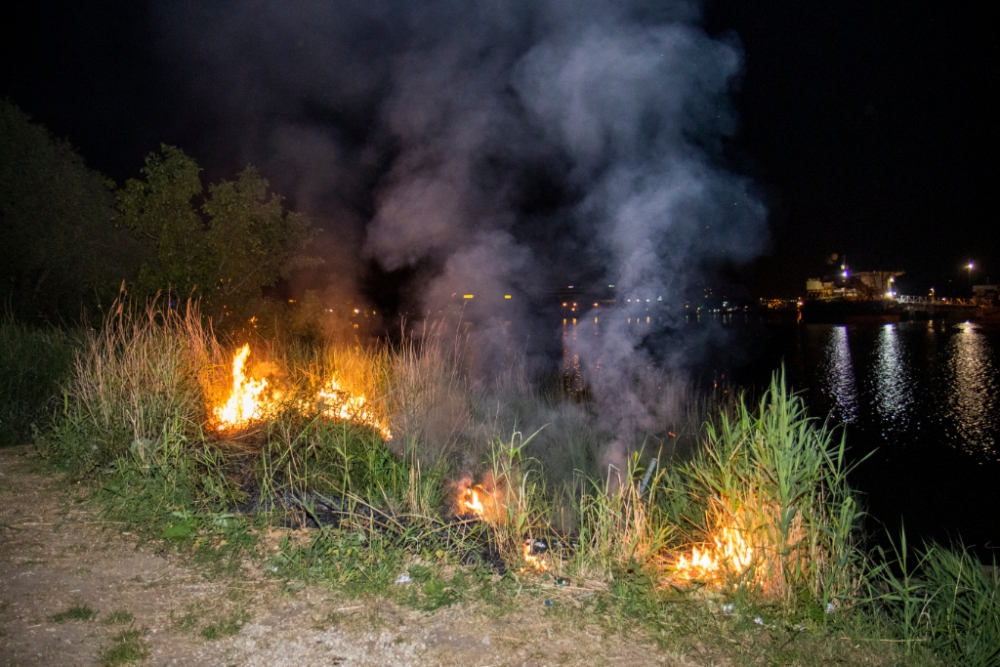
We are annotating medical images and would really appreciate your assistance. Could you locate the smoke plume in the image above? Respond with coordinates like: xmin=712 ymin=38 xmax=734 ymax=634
xmin=156 ymin=0 xmax=767 ymax=458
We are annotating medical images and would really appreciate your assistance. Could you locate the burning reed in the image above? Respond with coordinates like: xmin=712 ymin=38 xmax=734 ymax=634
xmin=671 ymin=369 xmax=865 ymax=607
xmin=21 ymin=299 xmax=998 ymax=666
xmin=36 ymin=299 xmax=864 ymax=613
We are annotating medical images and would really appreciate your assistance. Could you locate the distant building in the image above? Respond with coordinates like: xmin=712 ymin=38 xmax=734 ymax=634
xmin=806 ymin=279 xmax=836 ymax=299
xmin=853 ymin=270 xmax=904 ymax=298
xmin=806 ymin=270 xmax=904 ymax=300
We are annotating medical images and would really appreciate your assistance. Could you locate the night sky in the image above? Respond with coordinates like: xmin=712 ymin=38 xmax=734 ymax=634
xmin=2 ymin=1 xmax=996 ymax=300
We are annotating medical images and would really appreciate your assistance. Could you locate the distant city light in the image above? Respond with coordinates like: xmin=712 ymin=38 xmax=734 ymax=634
xmin=504 ymin=294 xmax=511 ymax=299
xmin=463 ymin=294 xmax=474 ymax=299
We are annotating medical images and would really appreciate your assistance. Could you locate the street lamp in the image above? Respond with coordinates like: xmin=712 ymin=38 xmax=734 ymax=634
xmin=967 ymin=262 xmax=974 ymax=287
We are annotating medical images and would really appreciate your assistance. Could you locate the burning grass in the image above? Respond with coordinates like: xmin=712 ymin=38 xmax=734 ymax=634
xmin=668 ymin=370 xmax=865 ymax=608
xmin=25 ymin=298 xmax=996 ymax=666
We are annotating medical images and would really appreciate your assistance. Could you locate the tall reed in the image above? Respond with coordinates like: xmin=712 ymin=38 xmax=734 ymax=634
xmin=570 ymin=453 xmax=676 ymax=581
xmin=872 ymin=533 xmax=1000 ymax=667
xmin=677 ymin=368 xmax=864 ymax=607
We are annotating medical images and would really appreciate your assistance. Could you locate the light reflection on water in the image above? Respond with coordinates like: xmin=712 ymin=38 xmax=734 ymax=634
xmin=944 ymin=322 xmax=998 ymax=458
xmin=556 ymin=316 xmax=998 ymax=463
xmin=874 ymin=324 xmax=912 ymax=434
xmin=562 ymin=318 xmax=583 ymax=393
xmin=822 ymin=326 xmax=858 ymax=424
xmin=815 ymin=322 xmax=998 ymax=461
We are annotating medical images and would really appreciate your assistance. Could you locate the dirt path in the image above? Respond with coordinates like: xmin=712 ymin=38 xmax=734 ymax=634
xmin=0 ymin=446 xmax=704 ymax=667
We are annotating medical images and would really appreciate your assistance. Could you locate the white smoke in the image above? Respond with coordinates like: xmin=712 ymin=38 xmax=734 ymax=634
xmin=156 ymin=0 xmax=767 ymax=457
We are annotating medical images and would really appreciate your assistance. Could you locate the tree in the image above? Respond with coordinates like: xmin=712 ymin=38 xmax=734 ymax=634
xmin=0 ymin=100 xmax=142 ymax=322
xmin=115 ymin=144 xmax=207 ymax=299
xmin=117 ymin=145 xmax=316 ymax=326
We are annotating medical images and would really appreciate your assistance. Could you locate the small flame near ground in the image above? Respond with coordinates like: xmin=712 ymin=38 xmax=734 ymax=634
xmin=212 ymin=344 xmax=391 ymax=439
xmin=456 ymin=474 xmax=500 ymax=520
xmin=456 ymin=481 xmax=549 ymax=572
xmin=522 ymin=539 xmax=549 ymax=572
xmin=673 ymin=526 xmax=755 ymax=583
xmin=460 ymin=486 xmax=486 ymax=516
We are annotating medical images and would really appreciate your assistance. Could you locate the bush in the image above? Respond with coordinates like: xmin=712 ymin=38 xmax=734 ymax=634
xmin=0 ymin=318 xmax=75 ymax=446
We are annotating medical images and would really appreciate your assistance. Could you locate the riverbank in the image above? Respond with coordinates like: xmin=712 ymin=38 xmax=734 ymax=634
xmin=0 ymin=444 xmax=946 ymax=667
xmin=3 ymin=310 xmax=997 ymax=666
xmin=0 ymin=444 xmax=676 ymax=667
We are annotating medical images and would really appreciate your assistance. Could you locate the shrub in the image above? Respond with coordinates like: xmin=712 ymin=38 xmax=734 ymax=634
xmin=0 ymin=318 xmax=75 ymax=446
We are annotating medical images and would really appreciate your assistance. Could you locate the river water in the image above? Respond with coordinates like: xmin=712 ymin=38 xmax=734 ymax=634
xmin=707 ymin=318 xmax=1000 ymax=558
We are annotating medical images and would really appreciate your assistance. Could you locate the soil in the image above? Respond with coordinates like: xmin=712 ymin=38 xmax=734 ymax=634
xmin=0 ymin=446 xmax=706 ymax=667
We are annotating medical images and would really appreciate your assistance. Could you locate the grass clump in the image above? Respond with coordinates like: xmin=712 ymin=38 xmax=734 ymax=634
xmin=103 ymin=610 xmax=135 ymax=625
xmin=37 ymin=298 xmax=220 ymax=475
xmin=51 ymin=604 xmax=95 ymax=622
xmin=674 ymin=368 xmax=865 ymax=610
xmin=871 ymin=532 xmax=1000 ymax=667
xmin=200 ymin=605 xmax=250 ymax=640
xmin=100 ymin=628 xmax=150 ymax=666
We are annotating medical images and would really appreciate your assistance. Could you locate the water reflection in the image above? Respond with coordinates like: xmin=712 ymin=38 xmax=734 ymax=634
xmin=562 ymin=318 xmax=583 ymax=394
xmin=874 ymin=324 xmax=911 ymax=433
xmin=944 ymin=322 xmax=998 ymax=459
xmin=822 ymin=326 xmax=858 ymax=424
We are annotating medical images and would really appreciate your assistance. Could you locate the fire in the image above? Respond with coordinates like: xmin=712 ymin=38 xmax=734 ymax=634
xmin=460 ymin=486 xmax=486 ymax=516
xmin=213 ymin=344 xmax=391 ymax=439
xmin=674 ymin=526 xmax=755 ymax=583
xmin=316 ymin=376 xmax=392 ymax=440
xmin=522 ymin=539 xmax=549 ymax=572
xmin=215 ymin=344 xmax=275 ymax=430
xmin=456 ymin=481 xmax=548 ymax=573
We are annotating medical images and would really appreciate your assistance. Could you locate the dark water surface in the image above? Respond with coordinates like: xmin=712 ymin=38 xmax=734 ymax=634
xmin=712 ymin=319 xmax=1000 ymax=558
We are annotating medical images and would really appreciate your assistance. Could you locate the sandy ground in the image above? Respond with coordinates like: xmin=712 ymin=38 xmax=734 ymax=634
xmin=0 ymin=446 xmax=706 ymax=667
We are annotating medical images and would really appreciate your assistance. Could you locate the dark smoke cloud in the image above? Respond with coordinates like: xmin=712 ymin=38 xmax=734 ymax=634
xmin=155 ymin=0 xmax=767 ymax=430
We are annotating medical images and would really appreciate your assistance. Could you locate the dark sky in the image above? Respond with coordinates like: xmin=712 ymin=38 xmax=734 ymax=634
xmin=2 ymin=1 xmax=996 ymax=299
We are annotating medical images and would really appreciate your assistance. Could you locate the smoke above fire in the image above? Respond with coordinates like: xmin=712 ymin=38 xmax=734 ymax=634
xmin=157 ymin=0 xmax=766 ymax=447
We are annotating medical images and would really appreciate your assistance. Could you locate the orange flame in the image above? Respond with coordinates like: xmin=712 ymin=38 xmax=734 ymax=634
xmin=522 ymin=539 xmax=549 ymax=572
xmin=316 ymin=376 xmax=392 ymax=440
xmin=213 ymin=344 xmax=391 ymax=439
xmin=460 ymin=486 xmax=486 ymax=516
xmin=215 ymin=344 xmax=275 ymax=430
xmin=674 ymin=526 xmax=755 ymax=583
